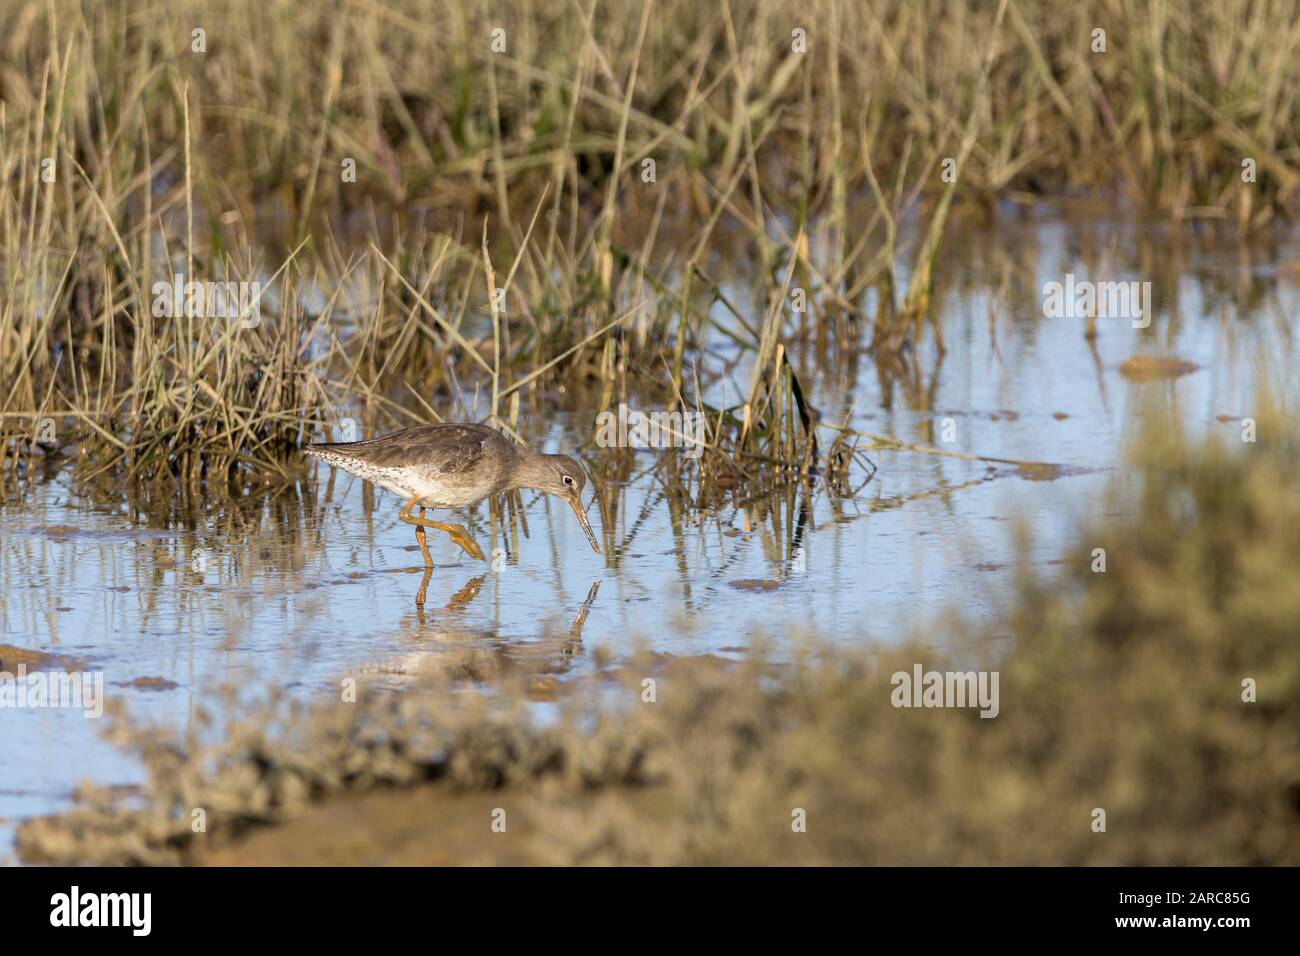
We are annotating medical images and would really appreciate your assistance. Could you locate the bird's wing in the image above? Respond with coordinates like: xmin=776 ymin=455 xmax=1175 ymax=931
xmin=307 ymin=423 xmax=498 ymax=472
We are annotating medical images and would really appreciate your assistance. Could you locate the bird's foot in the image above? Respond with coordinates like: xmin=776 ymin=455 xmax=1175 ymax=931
xmin=448 ymin=528 xmax=485 ymax=562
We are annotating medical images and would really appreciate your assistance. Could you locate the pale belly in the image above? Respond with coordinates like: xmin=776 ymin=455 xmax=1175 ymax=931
xmin=364 ymin=465 xmax=500 ymax=508
xmin=308 ymin=445 xmax=507 ymax=508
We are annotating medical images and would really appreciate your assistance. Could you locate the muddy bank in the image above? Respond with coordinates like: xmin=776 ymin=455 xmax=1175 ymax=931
xmin=196 ymin=785 xmax=674 ymax=866
xmin=197 ymin=786 xmax=545 ymax=866
xmin=0 ymin=644 xmax=86 ymax=672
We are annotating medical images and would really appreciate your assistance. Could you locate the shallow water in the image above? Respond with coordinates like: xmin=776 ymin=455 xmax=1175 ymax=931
xmin=2 ymin=205 xmax=1297 ymax=857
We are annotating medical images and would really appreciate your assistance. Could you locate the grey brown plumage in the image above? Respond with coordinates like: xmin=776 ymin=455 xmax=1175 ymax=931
xmin=303 ymin=421 xmax=602 ymax=561
xmin=304 ymin=423 xmax=516 ymax=507
xmin=307 ymin=423 xmax=499 ymax=472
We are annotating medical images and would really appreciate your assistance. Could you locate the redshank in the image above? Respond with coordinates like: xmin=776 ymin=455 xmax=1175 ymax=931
xmin=304 ymin=422 xmax=601 ymax=568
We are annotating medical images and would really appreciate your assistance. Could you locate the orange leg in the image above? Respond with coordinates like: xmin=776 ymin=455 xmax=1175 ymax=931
xmin=413 ymin=506 xmax=433 ymax=568
xmin=415 ymin=565 xmax=433 ymax=607
xmin=399 ymin=497 xmax=486 ymax=562
xmin=413 ymin=505 xmax=433 ymax=606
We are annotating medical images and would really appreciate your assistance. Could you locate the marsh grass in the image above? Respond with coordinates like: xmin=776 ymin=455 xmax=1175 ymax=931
xmin=2 ymin=0 xmax=1298 ymax=498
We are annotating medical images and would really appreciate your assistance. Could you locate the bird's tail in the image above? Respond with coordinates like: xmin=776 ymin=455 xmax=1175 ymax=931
xmin=302 ymin=443 xmax=357 ymax=467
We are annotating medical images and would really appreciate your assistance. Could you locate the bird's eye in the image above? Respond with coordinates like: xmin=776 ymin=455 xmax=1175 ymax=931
xmin=563 ymin=475 xmax=574 ymax=486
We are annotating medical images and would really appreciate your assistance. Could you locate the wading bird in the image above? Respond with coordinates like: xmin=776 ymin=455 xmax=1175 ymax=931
xmin=304 ymin=423 xmax=601 ymax=572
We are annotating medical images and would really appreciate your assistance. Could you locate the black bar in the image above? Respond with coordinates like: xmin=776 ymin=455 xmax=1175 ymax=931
xmin=2 ymin=867 xmax=1290 ymax=941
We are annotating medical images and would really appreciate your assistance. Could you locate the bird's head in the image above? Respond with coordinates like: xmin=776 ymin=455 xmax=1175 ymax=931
xmin=536 ymin=454 xmax=601 ymax=555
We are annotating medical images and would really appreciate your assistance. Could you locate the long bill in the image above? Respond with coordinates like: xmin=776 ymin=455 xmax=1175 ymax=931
xmin=567 ymin=494 xmax=602 ymax=555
